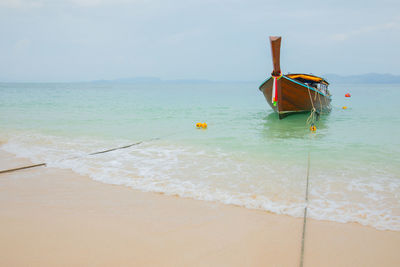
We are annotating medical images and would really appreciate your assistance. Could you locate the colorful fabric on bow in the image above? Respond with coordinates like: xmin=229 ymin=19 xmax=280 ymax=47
xmin=271 ymin=74 xmax=282 ymax=106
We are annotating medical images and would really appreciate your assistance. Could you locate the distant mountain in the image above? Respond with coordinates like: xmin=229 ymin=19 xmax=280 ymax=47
xmin=90 ymin=76 xmax=161 ymax=83
xmin=324 ymin=73 xmax=400 ymax=84
xmin=90 ymin=77 xmax=217 ymax=84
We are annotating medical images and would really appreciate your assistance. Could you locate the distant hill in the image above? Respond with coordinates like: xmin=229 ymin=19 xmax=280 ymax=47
xmin=90 ymin=77 xmax=215 ymax=84
xmin=90 ymin=76 xmax=162 ymax=83
xmin=324 ymin=73 xmax=400 ymax=84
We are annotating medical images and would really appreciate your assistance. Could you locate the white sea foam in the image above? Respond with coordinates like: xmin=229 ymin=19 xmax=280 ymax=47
xmin=1 ymin=131 xmax=399 ymax=231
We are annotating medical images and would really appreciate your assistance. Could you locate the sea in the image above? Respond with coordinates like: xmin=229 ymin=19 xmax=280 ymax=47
xmin=1 ymin=81 xmax=399 ymax=231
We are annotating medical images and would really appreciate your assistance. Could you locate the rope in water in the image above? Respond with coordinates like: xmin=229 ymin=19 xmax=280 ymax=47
xmin=302 ymin=88 xmax=322 ymax=265
xmin=299 ymin=151 xmax=311 ymax=267
xmin=0 ymin=127 xmax=196 ymax=175
xmin=0 ymin=137 xmax=163 ymax=175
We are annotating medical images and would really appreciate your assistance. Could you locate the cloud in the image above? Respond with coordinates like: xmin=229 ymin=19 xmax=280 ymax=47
xmin=330 ymin=33 xmax=347 ymax=41
xmin=14 ymin=39 xmax=31 ymax=51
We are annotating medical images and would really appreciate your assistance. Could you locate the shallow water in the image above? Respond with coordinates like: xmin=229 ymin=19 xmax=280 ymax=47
xmin=1 ymin=81 xmax=399 ymax=231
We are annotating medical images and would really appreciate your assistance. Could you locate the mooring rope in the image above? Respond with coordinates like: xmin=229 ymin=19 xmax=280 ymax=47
xmin=89 ymin=141 xmax=145 ymax=156
xmin=0 ymin=137 xmax=163 ymax=175
xmin=306 ymin=86 xmax=317 ymax=126
xmin=0 ymin=163 xmax=47 ymax=174
xmin=306 ymin=109 xmax=317 ymax=126
xmin=299 ymin=151 xmax=311 ymax=267
xmin=0 ymin=128 xmax=196 ymax=175
xmin=306 ymin=85 xmax=327 ymax=127
xmin=306 ymin=86 xmax=315 ymax=110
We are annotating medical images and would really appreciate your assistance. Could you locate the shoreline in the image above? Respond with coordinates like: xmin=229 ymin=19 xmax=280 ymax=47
xmin=1 ymin=150 xmax=400 ymax=266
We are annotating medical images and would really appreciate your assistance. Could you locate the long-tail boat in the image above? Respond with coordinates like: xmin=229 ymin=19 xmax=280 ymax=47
xmin=259 ymin=36 xmax=332 ymax=119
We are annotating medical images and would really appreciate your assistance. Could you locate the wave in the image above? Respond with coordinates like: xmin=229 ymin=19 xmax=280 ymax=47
xmin=1 ymin=131 xmax=399 ymax=231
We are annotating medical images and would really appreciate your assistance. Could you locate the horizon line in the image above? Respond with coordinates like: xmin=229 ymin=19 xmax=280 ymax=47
xmin=1 ymin=72 xmax=400 ymax=84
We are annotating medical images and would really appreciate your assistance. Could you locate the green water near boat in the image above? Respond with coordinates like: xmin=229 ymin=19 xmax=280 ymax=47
xmin=0 ymin=81 xmax=399 ymax=230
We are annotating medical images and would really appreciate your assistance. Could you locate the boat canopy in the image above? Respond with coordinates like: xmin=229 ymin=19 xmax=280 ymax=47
xmin=286 ymin=74 xmax=329 ymax=85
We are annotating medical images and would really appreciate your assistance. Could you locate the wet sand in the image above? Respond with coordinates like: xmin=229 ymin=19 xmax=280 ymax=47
xmin=1 ymin=150 xmax=400 ymax=266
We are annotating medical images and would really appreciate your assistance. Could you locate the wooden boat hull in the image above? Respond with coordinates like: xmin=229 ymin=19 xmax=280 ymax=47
xmin=259 ymin=75 xmax=331 ymax=119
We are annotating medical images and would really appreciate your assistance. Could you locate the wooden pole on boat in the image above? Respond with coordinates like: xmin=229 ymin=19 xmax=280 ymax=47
xmin=269 ymin=36 xmax=282 ymax=76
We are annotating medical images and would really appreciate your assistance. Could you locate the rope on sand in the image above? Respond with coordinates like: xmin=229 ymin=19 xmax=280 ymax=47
xmin=0 ymin=163 xmax=47 ymax=174
xmin=299 ymin=151 xmax=311 ymax=267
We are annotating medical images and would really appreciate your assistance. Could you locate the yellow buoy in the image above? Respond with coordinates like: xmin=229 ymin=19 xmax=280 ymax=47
xmin=342 ymin=106 xmax=347 ymax=109
xmin=196 ymin=122 xmax=207 ymax=129
xmin=310 ymin=125 xmax=317 ymax=132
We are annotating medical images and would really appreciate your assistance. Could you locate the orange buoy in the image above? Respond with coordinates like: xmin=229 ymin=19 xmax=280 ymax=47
xmin=196 ymin=122 xmax=202 ymax=128
xmin=310 ymin=125 xmax=317 ymax=132
xmin=345 ymin=93 xmax=351 ymax=97
xmin=342 ymin=106 xmax=347 ymax=109
xmin=202 ymin=122 xmax=207 ymax=128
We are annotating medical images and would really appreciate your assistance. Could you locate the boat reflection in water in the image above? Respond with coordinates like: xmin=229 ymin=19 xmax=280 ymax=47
xmin=260 ymin=111 xmax=329 ymax=140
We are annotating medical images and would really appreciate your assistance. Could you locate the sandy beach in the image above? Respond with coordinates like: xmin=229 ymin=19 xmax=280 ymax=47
xmin=1 ymin=150 xmax=400 ymax=267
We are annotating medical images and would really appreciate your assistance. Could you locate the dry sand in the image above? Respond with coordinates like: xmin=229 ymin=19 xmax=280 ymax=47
xmin=1 ymin=150 xmax=400 ymax=267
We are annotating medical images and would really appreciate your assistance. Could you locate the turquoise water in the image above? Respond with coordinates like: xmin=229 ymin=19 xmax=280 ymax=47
xmin=1 ymin=81 xmax=399 ymax=230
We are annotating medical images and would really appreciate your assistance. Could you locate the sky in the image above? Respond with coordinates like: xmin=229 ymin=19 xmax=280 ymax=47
xmin=0 ymin=0 xmax=399 ymax=82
